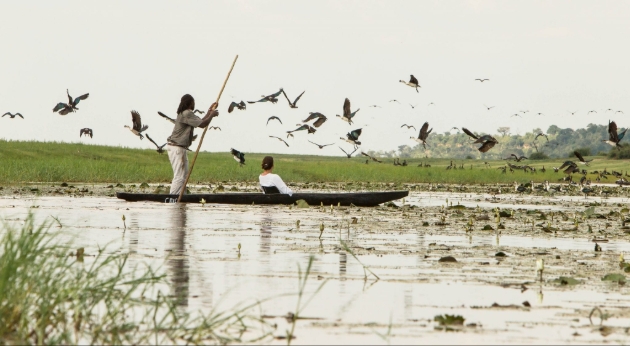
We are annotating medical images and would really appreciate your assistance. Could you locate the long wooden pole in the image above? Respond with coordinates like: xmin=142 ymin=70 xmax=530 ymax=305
xmin=178 ymin=55 xmax=239 ymax=203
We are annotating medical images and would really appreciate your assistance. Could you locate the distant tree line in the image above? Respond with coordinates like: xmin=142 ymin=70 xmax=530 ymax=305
xmin=369 ymin=123 xmax=629 ymax=160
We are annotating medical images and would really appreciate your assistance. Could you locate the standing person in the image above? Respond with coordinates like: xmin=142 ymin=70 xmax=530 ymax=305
xmin=167 ymin=94 xmax=218 ymax=195
xmin=259 ymin=156 xmax=293 ymax=195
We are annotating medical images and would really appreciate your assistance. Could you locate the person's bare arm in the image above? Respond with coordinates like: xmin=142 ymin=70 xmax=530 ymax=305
xmin=199 ymin=102 xmax=219 ymax=128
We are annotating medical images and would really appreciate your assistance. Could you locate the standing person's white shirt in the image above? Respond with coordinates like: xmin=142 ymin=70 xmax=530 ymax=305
xmin=259 ymin=173 xmax=293 ymax=196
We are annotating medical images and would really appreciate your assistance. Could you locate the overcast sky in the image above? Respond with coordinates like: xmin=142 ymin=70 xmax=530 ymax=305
xmin=1 ymin=1 xmax=629 ymax=157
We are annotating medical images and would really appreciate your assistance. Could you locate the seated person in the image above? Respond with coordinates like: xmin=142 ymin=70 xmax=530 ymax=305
xmin=259 ymin=156 xmax=293 ymax=196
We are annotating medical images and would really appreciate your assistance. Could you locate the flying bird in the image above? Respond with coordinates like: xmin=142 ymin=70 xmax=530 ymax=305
xmin=484 ymin=105 xmax=495 ymax=110
xmin=462 ymin=127 xmax=498 ymax=152
xmin=228 ymin=101 xmax=247 ymax=113
xmin=475 ymin=79 xmax=489 ymax=82
xmin=410 ymin=122 xmax=432 ymax=149
xmin=269 ymin=136 xmax=289 ymax=147
xmin=509 ymin=154 xmax=527 ymax=162
xmin=568 ymin=111 xmax=578 ymax=115
xmin=341 ymin=128 xmax=362 ymax=146
xmin=124 ymin=110 xmax=149 ymax=140
xmin=338 ymin=146 xmax=358 ymax=158
xmin=369 ymin=105 xmax=381 ymax=108
xmin=511 ymin=113 xmax=521 ymax=117
xmin=337 ymin=98 xmax=360 ymax=124
xmin=603 ymin=120 xmax=626 ymax=150
xmin=389 ymin=99 xmax=400 ymax=103
xmin=52 ymin=89 xmax=89 ymax=115
xmin=146 ymin=134 xmax=166 ymax=154
xmin=361 ymin=152 xmax=382 ymax=163
xmin=400 ymin=124 xmax=416 ymax=130
xmin=208 ymin=126 xmax=221 ymax=131
xmin=308 ymin=140 xmax=333 ymax=149
xmin=302 ymin=112 xmax=327 ymax=127
xmin=267 ymin=116 xmax=282 ymax=125
xmin=535 ymin=133 xmax=549 ymax=142
xmin=588 ymin=110 xmax=597 ymax=114
xmin=79 ymin=128 xmax=93 ymax=138
xmin=574 ymin=151 xmax=592 ymax=165
xmin=2 ymin=112 xmax=23 ymax=119
xmin=399 ymin=75 xmax=420 ymax=92
xmin=230 ymin=148 xmax=246 ymax=166
xmin=287 ymin=124 xmax=316 ymax=135
xmin=409 ymin=104 xmax=417 ymax=109
xmin=248 ymin=89 xmax=283 ymax=104
xmin=281 ymin=90 xmax=305 ymax=108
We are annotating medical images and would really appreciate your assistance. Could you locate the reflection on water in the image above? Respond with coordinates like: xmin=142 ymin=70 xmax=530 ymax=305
xmin=167 ymin=205 xmax=189 ymax=307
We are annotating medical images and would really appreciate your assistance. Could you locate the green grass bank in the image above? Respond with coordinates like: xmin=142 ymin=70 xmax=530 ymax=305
xmin=1 ymin=140 xmax=629 ymax=185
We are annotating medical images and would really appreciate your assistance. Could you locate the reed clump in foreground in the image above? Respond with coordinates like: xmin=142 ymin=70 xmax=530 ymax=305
xmin=0 ymin=214 xmax=270 ymax=345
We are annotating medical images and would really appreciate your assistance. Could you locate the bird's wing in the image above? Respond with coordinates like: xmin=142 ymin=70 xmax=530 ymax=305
xmin=58 ymin=107 xmax=72 ymax=115
xmin=66 ymin=90 xmax=73 ymax=105
xmin=88 ymin=129 xmax=93 ymax=138
xmin=462 ymin=127 xmax=478 ymax=139
xmin=79 ymin=129 xmax=84 ymax=137
xmin=282 ymin=139 xmax=289 ymax=147
xmin=281 ymin=90 xmax=293 ymax=105
xmin=131 ymin=111 xmax=142 ymax=131
xmin=73 ymin=93 xmax=89 ymax=106
xmin=419 ymin=122 xmax=429 ymax=139
xmin=312 ymin=117 xmax=327 ymax=128
xmin=343 ymin=98 xmax=351 ymax=117
xmin=230 ymin=148 xmax=240 ymax=157
xmin=269 ymin=89 xmax=284 ymax=98
xmin=16 ymin=113 xmax=23 ymax=119
xmin=302 ymin=113 xmax=317 ymax=122
xmin=308 ymin=140 xmax=320 ymax=147
xmin=400 ymin=124 xmax=407 ymax=128
xmin=158 ymin=111 xmax=175 ymax=123
xmin=146 ymin=134 xmax=160 ymax=148
xmin=609 ymin=121 xmax=619 ymax=142
xmin=350 ymin=128 xmax=362 ymax=139
xmin=410 ymin=75 xmax=419 ymax=85
xmin=228 ymin=102 xmax=237 ymax=113
xmin=478 ymin=141 xmax=496 ymax=153
xmin=574 ymin=151 xmax=585 ymax=162
xmin=53 ymin=103 xmax=68 ymax=112
xmin=293 ymin=91 xmax=305 ymax=105
xmin=338 ymin=146 xmax=348 ymax=156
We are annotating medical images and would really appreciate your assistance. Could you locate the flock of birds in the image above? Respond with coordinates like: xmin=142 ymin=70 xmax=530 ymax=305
xmin=4 ymin=76 xmax=627 ymax=177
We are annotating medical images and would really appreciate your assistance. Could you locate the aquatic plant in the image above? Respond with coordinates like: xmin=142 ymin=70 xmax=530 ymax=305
xmin=0 ymin=214 xmax=271 ymax=345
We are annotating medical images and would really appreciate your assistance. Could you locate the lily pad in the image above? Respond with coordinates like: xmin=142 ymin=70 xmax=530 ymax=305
xmin=438 ymin=256 xmax=457 ymax=263
xmin=448 ymin=205 xmax=466 ymax=210
xmin=434 ymin=314 xmax=465 ymax=326
xmin=295 ymin=199 xmax=309 ymax=208
xmin=584 ymin=206 xmax=595 ymax=217
xmin=602 ymin=273 xmax=626 ymax=283
xmin=552 ymin=276 xmax=581 ymax=285
xmin=482 ymin=225 xmax=494 ymax=230
xmin=495 ymin=251 xmax=507 ymax=257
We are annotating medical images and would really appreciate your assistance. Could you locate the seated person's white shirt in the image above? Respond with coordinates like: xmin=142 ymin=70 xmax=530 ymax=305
xmin=259 ymin=173 xmax=293 ymax=196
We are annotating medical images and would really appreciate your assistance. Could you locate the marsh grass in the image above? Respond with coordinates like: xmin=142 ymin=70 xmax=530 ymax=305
xmin=0 ymin=140 xmax=628 ymax=185
xmin=0 ymin=214 xmax=272 ymax=345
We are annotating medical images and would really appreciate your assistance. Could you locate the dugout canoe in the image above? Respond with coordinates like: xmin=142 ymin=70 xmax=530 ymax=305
xmin=116 ymin=191 xmax=408 ymax=207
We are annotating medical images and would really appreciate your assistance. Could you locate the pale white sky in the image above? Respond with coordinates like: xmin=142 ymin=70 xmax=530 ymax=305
xmin=1 ymin=1 xmax=629 ymax=156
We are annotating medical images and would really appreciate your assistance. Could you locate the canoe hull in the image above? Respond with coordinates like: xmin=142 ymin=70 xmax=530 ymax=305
xmin=116 ymin=191 xmax=408 ymax=207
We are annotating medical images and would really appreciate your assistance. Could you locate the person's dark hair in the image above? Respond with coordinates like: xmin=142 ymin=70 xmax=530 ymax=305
xmin=177 ymin=94 xmax=195 ymax=114
xmin=262 ymin=156 xmax=274 ymax=170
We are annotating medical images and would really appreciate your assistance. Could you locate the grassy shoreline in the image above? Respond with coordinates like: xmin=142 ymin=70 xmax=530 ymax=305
xmin=1 ymin=140 xmax=629 ymax=185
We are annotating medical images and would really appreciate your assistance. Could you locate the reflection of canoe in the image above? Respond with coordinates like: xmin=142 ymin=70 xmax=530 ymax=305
xmin=116 ymin=191 xmax=408 ymax=207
